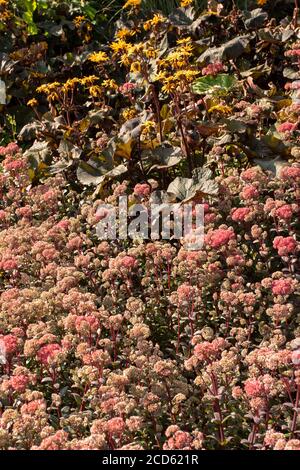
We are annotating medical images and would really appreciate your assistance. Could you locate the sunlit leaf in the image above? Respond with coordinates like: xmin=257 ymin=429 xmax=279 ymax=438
xmin=193 ymin=74 xmax=237 ymax=95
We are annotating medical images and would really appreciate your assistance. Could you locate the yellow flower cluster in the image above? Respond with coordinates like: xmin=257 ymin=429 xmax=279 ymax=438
xmin=34 ymin=75 xmax=118 ymax=105
xmin=88 ymin=51 xmax=109 ymax=64
xmin=121 ymin=107 xmax=138 ymax=122
xmin=27 ymin=98 xmax=38 ymax=108
xmin=80 ymin=75 xmax=98 ymax=86
xmin=160 ymin=37 xmax=194 ymax=69
xmin=35 ymin=76 xmax=100 ymax=103
xmin=110 ymin=38 xmax=158 ymax=76
xmin=153 ymin=37 xmax=198 ymax=94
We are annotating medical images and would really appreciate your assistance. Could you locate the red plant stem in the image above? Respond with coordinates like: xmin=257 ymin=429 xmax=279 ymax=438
xmin=249 ymin=423 xmax=257 ymax=450
xmin=80 ymin=383 xmax=89 ymax=412
xmin=291 ymin=383 xmax=300 ymax=435
xmin=293 ymin=0 xmax=299 ymax=28
xmin=211 ymin=372 xmax=225 ymax=445
xmin=151 ymin=87 xmax=163 ymax=143
xmin=188 ymin=298 xmax=195 ymax=339
xmin=176 ymin=308 xmax=181 ymax=354
xmin=177 ymin=118 xmax=193 ymax=177
xmin=167 ymin=262 xmax=171 ymax=290
xmin=163 ymin=379 xmax=176 ymax=423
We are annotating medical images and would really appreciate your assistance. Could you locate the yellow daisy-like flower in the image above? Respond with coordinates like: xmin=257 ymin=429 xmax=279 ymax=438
xmin=47 ymin=92 xmax=59 ymax=103
xmin=161 ymin=77 xmax=177 ymax=94
xmin=144 ymin=47 xmax=158 ymax=59
xmin=154 ymin=71 xmax=168 ymax=82
xmin=173 ymin=69 xmax=199 ymax=82
xmin=164 ymin=49 xmax=192 ymax=69
xmin=143 ymin=14 xmax=166 ymax=31
xmin=88 ymin=51 xmax=109 ymax=64
xmin=89 ymin=86 xmax=103 ymax=98
xmin=101 ymin=79 xmax=118 ymax=91
xmin=80 ymin=75 xmax=99 ymax=86
xmin=63 ymin=78 xmax=81 ymax=91
xmin=116 ymin=28 xmax=136 ymax=40
xmin=110 ymin=39 xmax=130 ymax=55
xmin=36 ymin=82 xmax=61 ymax=94
xmin=119 ymin=54 xmax=131 ymax=67
xmin=176 ymin=36 xmax=193 ymax=46
xmin=123 ymin=0 xmax=141 ymax=9
xmin=27 ymin=98 xmax=38 ymax=107
xmin=180 ymin=0 xmax=193 ymax=7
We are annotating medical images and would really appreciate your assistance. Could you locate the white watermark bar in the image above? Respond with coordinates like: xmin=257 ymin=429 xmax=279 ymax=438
xmin=95 ymin=197 xmax=204 ymax=251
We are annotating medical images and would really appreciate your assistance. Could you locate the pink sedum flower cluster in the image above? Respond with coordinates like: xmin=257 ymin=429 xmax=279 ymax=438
xmin=0 ymin=147 xmax=299 ymax=450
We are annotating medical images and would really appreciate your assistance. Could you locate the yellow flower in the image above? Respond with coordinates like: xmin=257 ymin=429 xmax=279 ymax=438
xmin=123 ymin=0 xmax=141 ymax=9
xmin=257 ymin=0 xmax=267 ymax=4
xmin=63 ymin=78 xmax=81 ymax=91
xmin=0 ymin=0 xmax=9 ymax=6
xmin=161 ymin=77 xmax=177 ymax=94
xmin=36 ymin=82 xmax=61 ymax=94
xmin=89 ymin=86 xmax=102 ymax=98
xmin=73 ymin=16 xmax=86 ymax=27
xmin=208 ymin=104 xmax=232 ymax=115
xmin=176 ymin=36 xmax=193 ymax=46
xmin=47 ymin=92 xmax=59 ymax=103
xmin=110 ymin=39 xmax=130 ymax=55
xmin=101 ymin=79 xmax=118 ymax=91
xmin=180 ymin=0 xmax=193 ymax=7
xmin=141 ymin=120 xmax=156 ymax=136
xmin=173 ymin=69 xmax=199 ymax=82
xmin=121 ymin=107 xmax=137 ymax=121
xmin=144 ymin=47 xmax=158 ymax=59
xmin=143 ymin=14 xmax=166 ymax=31
xmin=27 ymin=98 xmax=38 ymax=107
xmin=88 ymin=51 xmax=109 ymax=64
xmin=154 ymin=71 xmax=168 ymax=82
xmin=80 ymin=75 xmax=99 ymax=86
xmin=119 ymin=54 xmax=131 ymax=67
xmin=165 ymin=48 xmax=192 ymax=69
xmin=116 ymin=28 xmax=136 ymax=40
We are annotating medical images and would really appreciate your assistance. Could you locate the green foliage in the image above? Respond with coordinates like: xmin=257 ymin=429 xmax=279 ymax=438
xmin=192 ymin=74 xmax=237 ymax=95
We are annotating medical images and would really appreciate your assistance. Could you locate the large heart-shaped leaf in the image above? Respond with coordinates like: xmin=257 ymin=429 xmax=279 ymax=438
xmin=141 ymin=145 xmax=182 ymax=172
xmin=167 ymin=167 xmax=218 ymax=203
xmin=77 ymin=144 xmax=127 ymax=186
xmin=197 ymin=36 xmax=250 ymax=64
xmin=192 ymin=74 xmax=237 ymax=95
xmin=244 ymin=8 xmax=268 ymax=30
